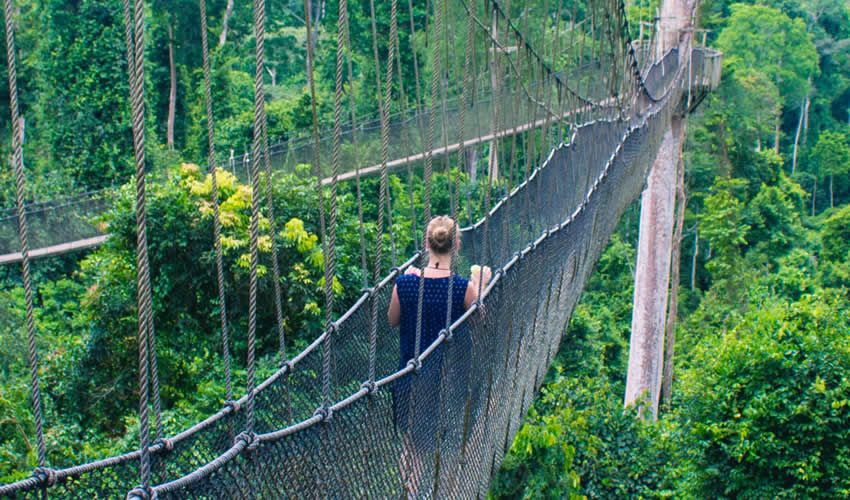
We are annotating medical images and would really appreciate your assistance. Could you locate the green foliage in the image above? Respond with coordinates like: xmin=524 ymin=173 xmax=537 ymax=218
xmin=61 ymin=163 xmax=371 ymax=434
xmin=36 ymin=0 xmax=134 ymax=189
xmin=677 ymin=294 xmax=850 ymax=499
xmin=819 ymin=204 xmax=850 ymax=287
xmin=810 ymin=130 xmax=850 ymax=180
xmin=492 ymin=374 xmax=681 ymax=499
xmin=558 ymin=233 xmax=635 ymax=387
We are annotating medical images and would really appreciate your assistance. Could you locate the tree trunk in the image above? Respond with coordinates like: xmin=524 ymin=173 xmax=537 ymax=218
xmin=717 ymin=121 xmax=729 ymax=174
xmin=774 ymin=58 xmax=782 ymax=155
xmin=690 ymin=220 xmax=698 ymax=290
xmin=792 ymin=97 xmax=804 ymax=174
xmin=661 ymin=157 xmax=686 ymax=409
xmin=167 ymin=22 xmax=176 ymax=151
xmin=466 ymin=149 xmax=478 ymax=183
xmin=812 ymin=177 xmax=816 ymax=216
xmin=802 ymin=75 xmax=811 ymax=148
xmin=625 ymin=117 xmax=685 ymax=420
xmin=219 ymin=0 xmax=234 ymax=48
xmin=266 ymin=66 xmax=277 ymax=87
xmin=755 ymin=111 xmax=762 ymax=152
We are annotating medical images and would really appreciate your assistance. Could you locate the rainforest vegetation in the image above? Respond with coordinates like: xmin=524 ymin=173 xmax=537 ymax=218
xmin=0 ymin=0 xmax=848 ymax=497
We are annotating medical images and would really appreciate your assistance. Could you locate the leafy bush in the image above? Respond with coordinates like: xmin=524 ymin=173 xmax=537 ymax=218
xmin=491 ymin=373 xmax=680 ymax=499
xmin=676 ymin=293 xmax=850 ymax=499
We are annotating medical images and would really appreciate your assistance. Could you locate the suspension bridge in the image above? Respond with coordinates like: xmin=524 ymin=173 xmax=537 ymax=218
xmin=0 ymin=0 xmax=720 ymax=497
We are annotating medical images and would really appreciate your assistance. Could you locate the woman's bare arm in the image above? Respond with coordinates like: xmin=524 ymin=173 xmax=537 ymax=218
xmin=388 ymin=284 xmax=401 ymax=327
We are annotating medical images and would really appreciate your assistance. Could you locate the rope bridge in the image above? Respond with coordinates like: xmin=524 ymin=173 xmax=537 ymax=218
xmin=0 ymin=0 xmax=718 ymax=496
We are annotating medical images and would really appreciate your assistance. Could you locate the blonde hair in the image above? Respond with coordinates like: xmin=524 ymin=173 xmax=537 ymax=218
xmin=425 ymin=216 xmax=457 ymax=255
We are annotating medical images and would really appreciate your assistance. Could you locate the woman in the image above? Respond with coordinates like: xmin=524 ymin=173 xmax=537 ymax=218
xmin=387 ymin=215 xmax=491 ymax=495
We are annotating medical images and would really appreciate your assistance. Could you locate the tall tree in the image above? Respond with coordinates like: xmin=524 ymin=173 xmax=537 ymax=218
xmin=715 ymin=4 xmax=818 ymax=158
xmin=624 ymin=0 xmax=695 ymax=420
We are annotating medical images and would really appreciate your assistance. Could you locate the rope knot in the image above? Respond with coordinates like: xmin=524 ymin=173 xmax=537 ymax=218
xmin=360 ymin=380 xmax=377 ymax=395
xmin=313 ymin=406 xmax=333 ymax=422
xmin=224 ymin=399 xmax=242 ymax=414
xmin=153 ymin=437 xmax=174 ymax=453
xmin=126 ymin=486 xmax=153 ymax=500
xmin=33 ymin=467 xmax=57 ymax=487
xmin=246 ymin=433 xmax=260 ymax=452
xmin=235 ymin=431 xmax=259 ymax=451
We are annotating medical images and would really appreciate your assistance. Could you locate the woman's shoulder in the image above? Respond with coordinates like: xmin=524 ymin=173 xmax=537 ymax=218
xmin=453 ymin=274 xmax=471 ymax=287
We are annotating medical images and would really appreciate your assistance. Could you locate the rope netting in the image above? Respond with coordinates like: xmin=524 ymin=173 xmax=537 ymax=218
xmin=0 ymin=0 xmax=717 ymax=496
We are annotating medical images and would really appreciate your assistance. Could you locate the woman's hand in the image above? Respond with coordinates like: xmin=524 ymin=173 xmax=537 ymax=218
xmin=470 ymin=265 xmax=492 ymax=288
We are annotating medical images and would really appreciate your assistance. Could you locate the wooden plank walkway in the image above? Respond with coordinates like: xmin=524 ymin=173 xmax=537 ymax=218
xmin=0 ymin=106 xmax=578 ymax=265
xmin=0 ymin=235 xmax=110 ymax=265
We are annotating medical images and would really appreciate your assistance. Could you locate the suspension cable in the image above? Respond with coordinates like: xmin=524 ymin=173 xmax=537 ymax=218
xmin=342 ymin=4 xmax=369 ymax=291
xmin=414 ymin=0 xmax=442 ymax=362
xmin=245 ymin=0 xmax=266 ymax=435
xmin=199 ymin=0 xmax=233 ymax=407
xmin=446 ymin=0 xmax=476 ymax=330
xmin=120 ymin=0 xmax=155 ymax=490
xmin=3 ymin=0 xmax=46 ymax=470
xmin=261 ymin=117 xmax=287 ymax=366
xmin=304 ymin=0 xmax=336 ymax=413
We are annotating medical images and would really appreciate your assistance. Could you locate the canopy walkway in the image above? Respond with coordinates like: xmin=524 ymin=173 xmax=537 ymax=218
xmin=0 ymin=0 xmax=720 ymax=497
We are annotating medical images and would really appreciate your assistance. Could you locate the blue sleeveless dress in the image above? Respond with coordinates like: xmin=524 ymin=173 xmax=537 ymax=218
xmin=393 ymin=273 xmax=469 ymax=444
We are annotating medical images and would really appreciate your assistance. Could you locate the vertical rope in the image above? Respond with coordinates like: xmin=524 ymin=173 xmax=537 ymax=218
xmin=262 ymin=117 xmax=287 ymax=366
xmin=246 ymin=0 xmax=266 ymax=435
xmin=414 ymin=0 xmax=442 ymax=361
xmin=3 ymin=0 xmax=45 ymax=468
xmin=304 ymin=0 xmax=335 ymax=412
xmin=342 ymin=7 xmax=369 ymax=291
xmin=367 ymin=0 xmax=398 ymax=269
xmin=446 ymin=0 xmax=476 ymax=330
xmin=478 ymin=0 xmax=495 ymax=299
xmin=146 ymin=316 xmax=163 ymax=440
xmin=406 ymin=0 xmax=425 ymax=132
xmin=199 ymin=0 xmax=233 ymax=406
xmin=390 ymin=20 xmax=419 ymax=249
xmin=553 ymin=0 xmax=564 ymax=142
xmin=371 ymin=0 xmax=398 ymax=383
xmin=120 ymin=0 xmax=154 ymax=489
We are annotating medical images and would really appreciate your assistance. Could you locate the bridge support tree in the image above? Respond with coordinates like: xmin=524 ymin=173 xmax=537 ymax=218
xmin=624 ymin=0 xmax=696 ymax=420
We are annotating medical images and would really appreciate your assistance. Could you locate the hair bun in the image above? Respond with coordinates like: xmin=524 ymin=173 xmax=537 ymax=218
xmin=426 ymin=216 xmax=457 ymax=255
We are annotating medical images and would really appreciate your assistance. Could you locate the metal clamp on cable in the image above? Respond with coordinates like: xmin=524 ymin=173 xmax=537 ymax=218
xmin=390 ymin=266 xmax=403 ymax=277
xmin=33 ymin=467 xmax=57 ymax=488
xmin=313 ymin=406 xmax=333 ymax=422
xmin=281 ymin=359 xmax=295 ymax=375
xmin=440 ymin=328 xmax=452 ymax=343
xmin=406 ymin=358 xmax=422 ymax=373
xmin=327 ymin=321 xmax=340 ymax=336
xmin=153 ymin=437 xmax=174 ymax=454
xmin=126 ymin=486 xmax=153 ymax=500
xmin=360 ymin=286 xmax=375 ymax=298
xmin=360 ymin=380 xmax=377 ymax=395
xmin=223 ymin=399 xmax=242 ymax=415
